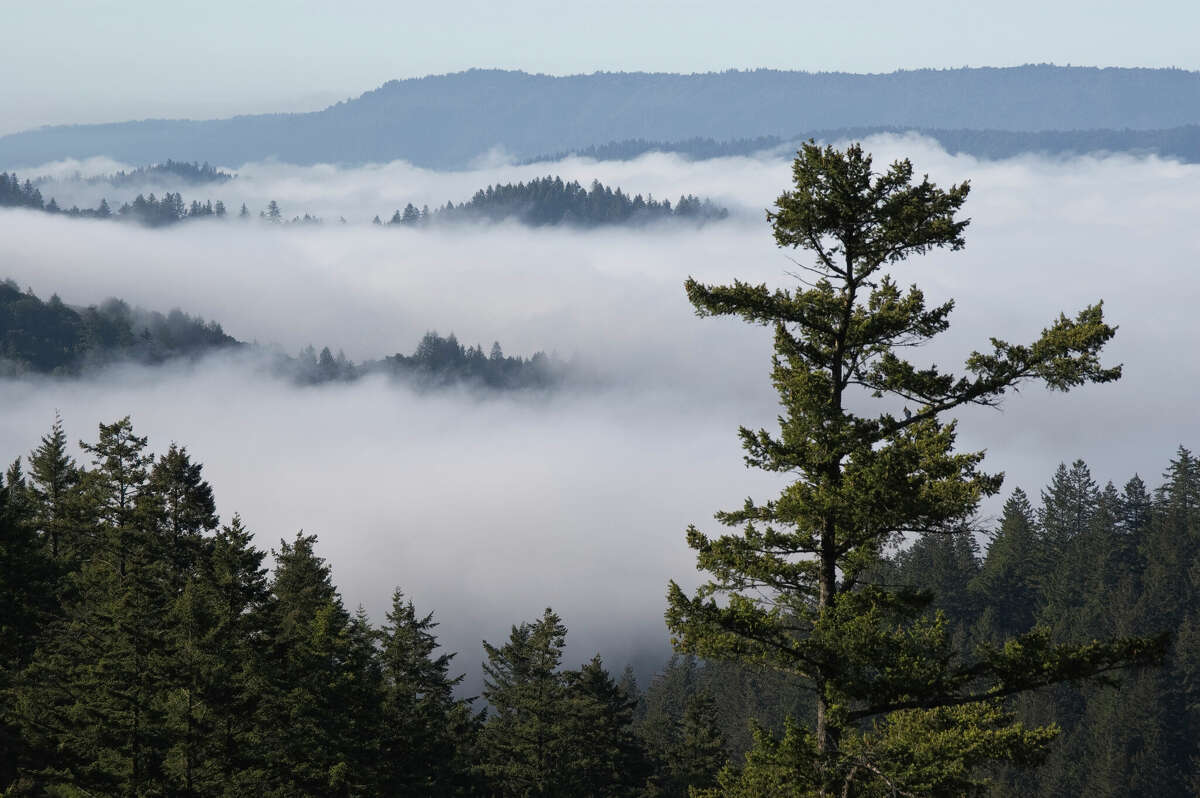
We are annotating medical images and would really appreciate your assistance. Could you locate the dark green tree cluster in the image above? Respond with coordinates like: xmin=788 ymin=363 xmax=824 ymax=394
xmin=418 ymin=176 xmax=728 ymax=227
xmin=0 ymin=281 xmax=237 ymax=375
xmin=379 ymin=332 xmax=559 ymax=390
xmin=102 ymin=160 xmax=235 ymax=187
xmin=0 ymin=282 xmax=563 ymax=391
xmin=282 ymin=334 xmax=562 ymax=390
xmin=6 ymin=168 xmax=729 ymax=230
xmin=1 ymin=171 xmax=233 ymax=224
xmin=886 ymin=452 xmax=1200 ymax=797
xmin=479 ymin=609 xmax=651 ymax=797
xmin=115 ymin=192 xmax=227 ymax=226
xmin=0 ymin=416 xmax=729 ymax=797
xmin=0 ymin=173 xmax=45 ymax=210
xmin=0 ymin=416 xmax=475 ymax=795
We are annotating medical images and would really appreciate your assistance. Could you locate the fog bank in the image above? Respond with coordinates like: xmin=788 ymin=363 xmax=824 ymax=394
xmin=2 ymin=136 xmax=1199 ymax=681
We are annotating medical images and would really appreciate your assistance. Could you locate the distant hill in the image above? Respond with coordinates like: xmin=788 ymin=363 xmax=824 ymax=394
xmin=3 ymin=66 xmax=1200 ymax=169
xmin=529 ymin=125 xmax=1200 ymax=164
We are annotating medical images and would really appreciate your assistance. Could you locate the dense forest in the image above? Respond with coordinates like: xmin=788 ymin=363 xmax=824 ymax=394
xmin=0 ymin=281 xmax=560 ymax=390
xmin=2 ymin=171 xmax=728 ymax=228
xmin=0 ymin=416 xmax=1196 ymax=796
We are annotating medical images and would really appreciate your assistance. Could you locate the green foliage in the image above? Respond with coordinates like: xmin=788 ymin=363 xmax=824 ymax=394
xmin=480 ymin=610 xmax=653 ymax=797
xmin=430 ymin=176 xmax=728 ymax=227
xmin=377 ymin=589 xmax=479 ymax=796
xmin=666 ymin=141 xmax=1163 ymax=795
xmin=0 ymin=282 xmax=237 ymax=376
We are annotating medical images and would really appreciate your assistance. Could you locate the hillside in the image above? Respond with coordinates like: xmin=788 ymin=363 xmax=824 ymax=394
xmin=3 ymin=65 xmax=1200 ymax=169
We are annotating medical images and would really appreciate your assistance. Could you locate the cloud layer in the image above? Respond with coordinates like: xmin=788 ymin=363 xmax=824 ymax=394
xmin=2 ymin=136 xmax=1198 ymax=683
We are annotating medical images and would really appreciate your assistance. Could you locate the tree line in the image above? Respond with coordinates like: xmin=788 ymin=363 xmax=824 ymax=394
xmin=1 ymin=428 xmax=1197 ymax=794
xmin=2 ymin=171 xmax=729 ymax=229
xmin=378 ymin=177 xmax=728 ymax=228
xmin=0 ymin=415 xmax=720 ymax=796
xmin=0 ymin=281 xmax=561 ymax=390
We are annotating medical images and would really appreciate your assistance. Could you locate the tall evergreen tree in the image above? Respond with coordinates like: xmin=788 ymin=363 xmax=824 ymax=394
xmin=665 ymin=142 xmax=1163 ymax=796
xmin=561 ymin=655 xmax=651 ymax=797
xmin=480 ymin=608 xmax=570 ymax=797
xmin=972 ymin=489 xmax=1042 ymax=640
xmin=376 ymin=588 xmax=478 ymax=796
xmin=257 ymin=533 xmax=360 ymax=797
xmin=26 ymin=413 xmax=80 ymax=562
xmin=0 ymin=463 xmax=57 ymax=790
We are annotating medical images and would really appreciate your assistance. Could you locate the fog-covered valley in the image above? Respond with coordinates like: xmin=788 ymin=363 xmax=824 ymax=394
xmin=3 ymin=135 xmax=1199 ymax=687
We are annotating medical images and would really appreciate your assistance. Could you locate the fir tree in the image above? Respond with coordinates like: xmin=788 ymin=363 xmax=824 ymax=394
xmin=377 ymin=588 xmax=478 ymax=796
xmin=481 ymin=608 xmax=570 ymax=797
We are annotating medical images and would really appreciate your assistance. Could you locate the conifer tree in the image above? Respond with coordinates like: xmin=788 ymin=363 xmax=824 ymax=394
xmin=971 ymin=489 xmax=1042 ymax=639
xmin=201 ymin=515 xmax=272 ymax=789
xmin=258 ymin=533 xmax=360 ymax=797
xmin=561 ymin=655 xmax=651 ymax=797
xmin=665 ymin=142 xmax=1164 ymax=796
xmin=480 ymin=608 xmax=570 ymax=797
xmin=377 ymin=588 xmax=478 ymax=796
xmin=674 ymin=690 xmax=727 ymax=794
xmin=0 ymin=464 xmax=56 ymax=789
xmin=26 ymin=413 xmax=80 ymax=561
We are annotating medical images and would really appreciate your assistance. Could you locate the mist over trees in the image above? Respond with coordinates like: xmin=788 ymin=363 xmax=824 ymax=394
xmin=0 ymin=281 xmax=562 ymax=391
xmin=390 ymin=176 xmax=728 ymax=228
xmin=2 ymin=171 xmax=728 ymax=229
xmin=3 ymin=122 xmax=1199 ymax=795
xmin=0 ymin=279 xmax=237 ymax=375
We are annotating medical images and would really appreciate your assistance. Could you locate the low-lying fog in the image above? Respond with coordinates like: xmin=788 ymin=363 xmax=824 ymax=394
xmin=2 ymin=135 xmax=1198 ymax=687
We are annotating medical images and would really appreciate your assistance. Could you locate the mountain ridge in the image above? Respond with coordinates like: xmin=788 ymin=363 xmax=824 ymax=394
xmin=4 ymin=65 xmax=1200 ymax=169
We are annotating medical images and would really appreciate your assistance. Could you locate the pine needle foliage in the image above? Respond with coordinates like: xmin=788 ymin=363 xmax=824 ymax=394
xmin=665 ymin=142 xmax=1166 ymax=796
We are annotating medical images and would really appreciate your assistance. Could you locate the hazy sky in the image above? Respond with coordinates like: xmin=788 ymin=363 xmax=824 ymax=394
xmin=4 ymin=0 xmax=1200 ymax=135
xmin=2 ymin=138 xmax=1198 ymax=684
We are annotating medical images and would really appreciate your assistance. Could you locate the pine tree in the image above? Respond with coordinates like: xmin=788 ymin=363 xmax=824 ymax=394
xmin=561 ymin=655 xmax=651 ymax=797
xmin=143 ymin=443 xmax=217 ymax=585
xmin=481 ymin=608 xmax=570 ymax=797
xmin=26 ymin=413 xmax=80 ymax=561
xmin=0 ymin=462 xmax=57 ymax=790
xmin=376 ymin=588 xmax=478 ymax=796
xmin=972 ymin=489 xmax=1043 ymax=639
xmin=257 ymin=533 xmax=359 ymax=797
xmin=673 ymin=690 xmax=727 ymax=794
xmin=665 ymin=142 xmax=1164 ymax=796
xmin=200 ymin=515 xmax=272 ymax=790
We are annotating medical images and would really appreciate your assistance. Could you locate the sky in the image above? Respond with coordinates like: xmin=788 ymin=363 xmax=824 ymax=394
xmin=3 ymin=0 xmax=1200 ymax=135
xmin=2 ymin=137 xmax=1198 ymax=684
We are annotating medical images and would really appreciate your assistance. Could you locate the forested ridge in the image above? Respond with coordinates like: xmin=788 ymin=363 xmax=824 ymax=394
xmin=0 ymin=417 xmax=1196 ymax=795
xmin=4 ymin=65 xmax=1200 ymax=169
xmin=0 ymin=281 xmax=560 ymax=390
